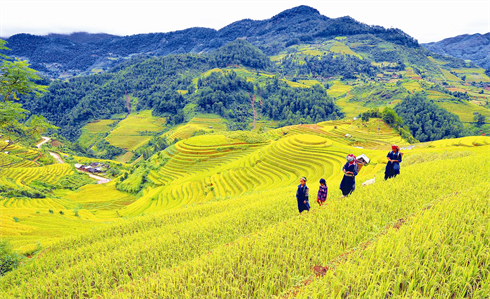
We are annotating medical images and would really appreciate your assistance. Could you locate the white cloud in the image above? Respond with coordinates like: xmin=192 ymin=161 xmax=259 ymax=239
xmin=1 ymin=0 xmax=488 ymax=42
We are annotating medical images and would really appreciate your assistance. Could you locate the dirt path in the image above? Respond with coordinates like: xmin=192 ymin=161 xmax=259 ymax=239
xmin=37 ymin=137 xmax=64 ymax=164
xmin=36 ymin=136 xmax=51 ymax=149
xmin=38 ymin=136 xmax=110 ymax=184
xmin=49 ymin=151 xmax=64 ymax=164
xmin=78 ymin=171 xmax=111 ymax=183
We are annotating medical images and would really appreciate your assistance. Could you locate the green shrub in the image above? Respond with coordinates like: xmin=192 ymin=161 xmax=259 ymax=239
xmin=56 ymin=173 xmax=96 ymax=190
xmin=0 ymin=239 xmax=24 ymax=276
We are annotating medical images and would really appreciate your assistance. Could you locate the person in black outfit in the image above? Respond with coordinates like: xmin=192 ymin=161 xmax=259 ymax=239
xmin=340 ymin=154 xmax=359 ymax=197
xmin=296 ymin=177 xmax=310 ymax=213
xmin=385 ymin=144 xmax=403 ymax=180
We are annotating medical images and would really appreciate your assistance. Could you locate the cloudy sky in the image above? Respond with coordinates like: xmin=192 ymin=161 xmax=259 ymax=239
xmin=1 ymin=0 xmax=489 ymax=43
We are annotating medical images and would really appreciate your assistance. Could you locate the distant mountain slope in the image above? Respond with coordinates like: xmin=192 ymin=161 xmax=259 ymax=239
xmin=422 ymin=33 xmax=490 ymax=69
xmin=1 ymin=5 xmax=418 ymax=79
xmin=45 ymin=32 xmax=118 ymax=43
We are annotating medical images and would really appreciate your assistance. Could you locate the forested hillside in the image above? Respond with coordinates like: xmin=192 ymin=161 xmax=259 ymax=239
xmin=22 ymin=40 xmax=345 ymax=141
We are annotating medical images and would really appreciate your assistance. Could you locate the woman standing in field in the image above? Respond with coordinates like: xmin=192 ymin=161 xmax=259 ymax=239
xmin=296 ymin=177 xmax=310 ymax=213
xmin=385 ymin=145 xmax=403 ymax=180
xmin=340 ymin=154 xmax=358 ymax=197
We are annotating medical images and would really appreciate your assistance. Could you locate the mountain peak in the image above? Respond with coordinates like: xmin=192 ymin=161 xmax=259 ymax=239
xmin=271 ymin=5 xmax=322 ymax=20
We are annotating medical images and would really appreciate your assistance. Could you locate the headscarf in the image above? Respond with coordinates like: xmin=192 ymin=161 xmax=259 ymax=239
xmin=391 ymin=144 xmax=399 ymax=152
xmin=319 ymin=178 xmax=326 ymax=185
xmin=301 ymin=176 xmax=307 ymax=182
xmin=346 ymin=154 xmax=357 ymax=165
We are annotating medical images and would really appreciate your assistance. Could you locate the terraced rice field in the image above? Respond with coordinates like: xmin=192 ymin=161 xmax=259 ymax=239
xmin=426 ymin=90 xmax=453 ymax=101
xmin=1 ymin=142 xmax=40 ymax=161
xmin=436 ymin=101 xmax=490 ymax=123
xmin=115 ymin=152 xmax=134 ymax=163
xmin=0 ymin=164 xmax=73 ymax=187
xmin=451 ymin=68 xmax=490 ymax=83
xmin=105 ymin=110 xmax=166 ymax=151
xmin=119 ymin=120 xmax=407 ymax=216
xmin=1 ymin=136 xmax=488 ymax=298
xmin=316 ymin=119 xmax=406 ymax=148
xmin=0 ymin=165 xmax=132 ymax=252
xmin=65 ymin=183 xmax=138 ymax=212
xmin=327 ymin=81 xmax=353 ymax=98
xmin=440 ymin=69 xmax=462 ymax=82
xmin=65 ymin=154 xmax=124 ymax=166
xmin=329 ymin=41 xmax=362 ymax=59
xmin=427 ymin=56 xmax=449 ymax=65
xmin=84 ymin=120 xmax=116 ymax=134
xmin=78 ymin=120 xmax=118 ymax=149
xmin=201 ymin=68 xmax=224 ymax=77
xmin=165 ymin=114 xmax=226 ymax=141
xmin=282 ymin=79 xmax=311 ymax=88
xmin=335 ymin=95 xmax=371 ymax=119
xmin=401 ymin=81 xmax=423 ymax=92
xmin=270 ymin=54 xmax=287 ymax=63
xmin=297 ymin=79 xmax=322 ymax=87
xmin=0 ymin=153 xmax=38 ymax=168
xmin=404 ymin=68 xmax=421 ymax=80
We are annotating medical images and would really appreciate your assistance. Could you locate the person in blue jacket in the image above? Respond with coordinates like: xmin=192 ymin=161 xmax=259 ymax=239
xmin=296 ymin=177 xmax=310 ymax=213
xmin=385 ymin=145 xmax=403 ymax=180
xmin=340 ymin=154 xmax=358 ymax=197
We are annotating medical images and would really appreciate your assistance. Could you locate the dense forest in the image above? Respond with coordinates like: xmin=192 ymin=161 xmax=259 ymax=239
xmin=261 ymin=79 xmax=343 ymax=125
xmin=193 ymin=71 xmax=254 ymax=129
xmin=394 ymin=93 xmax=464 ymax=142
xmin=213 ymin=40 xmax=271 ymax=70
xmin=191 ymin=71 xmax=343 ymax=129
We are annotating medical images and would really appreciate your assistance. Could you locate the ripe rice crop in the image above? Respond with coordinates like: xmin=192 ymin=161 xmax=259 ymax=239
xmin=1 ymin=143 xmax=487 ymax=298
xmin=0 ymin=164 xmax=73 ymax=187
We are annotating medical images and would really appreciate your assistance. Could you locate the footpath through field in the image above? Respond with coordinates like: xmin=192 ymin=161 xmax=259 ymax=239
xmin=35 ymin=136 xmax=51 ymax=149
xmin=36 ymin=136 xmax=110 ymax=184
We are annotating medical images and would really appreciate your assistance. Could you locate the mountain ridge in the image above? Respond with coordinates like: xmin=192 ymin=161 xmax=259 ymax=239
xmin=422 ymin=32 xmax=490 ymax=69
xmin=1 ymin=5 xmax=418 ymax=79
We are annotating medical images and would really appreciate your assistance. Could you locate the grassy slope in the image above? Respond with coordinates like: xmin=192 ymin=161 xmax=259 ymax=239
xmin=0 ymin=135 xmax=488 ymax=298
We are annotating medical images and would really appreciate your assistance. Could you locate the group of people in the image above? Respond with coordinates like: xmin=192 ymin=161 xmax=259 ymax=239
xmin=296 ymin=144 xmax=403 ymax=213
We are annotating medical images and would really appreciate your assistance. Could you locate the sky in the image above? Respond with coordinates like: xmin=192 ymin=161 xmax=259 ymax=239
xmin=1 ymin=0 xmax=489 ymax=43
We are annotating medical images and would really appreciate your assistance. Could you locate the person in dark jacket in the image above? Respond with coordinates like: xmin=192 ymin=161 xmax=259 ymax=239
xmin=340 ymin=154 xmax=358 ymax=197
xmin=385 ymin=145 xmax=403 ymax=180
xmin=296 ymin=177 xmax=310 ymax=213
